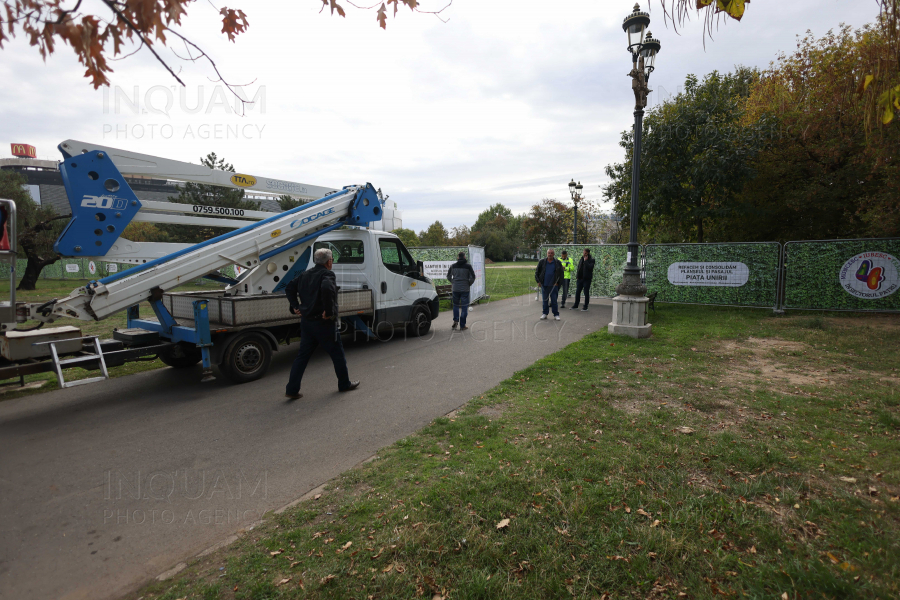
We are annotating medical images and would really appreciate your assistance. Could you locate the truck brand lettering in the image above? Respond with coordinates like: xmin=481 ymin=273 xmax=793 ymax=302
xmin=290 ymin=207 xmax=335 ymax=228
xmin=265 ymin=179 xmax=308 ymax=194
xmin=230 ymin=174 xmax=257 ymax=188
xmin=81 ymin=194 xmax=127 ymax=210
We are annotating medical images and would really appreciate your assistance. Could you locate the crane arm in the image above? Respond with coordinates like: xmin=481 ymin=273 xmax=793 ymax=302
xmin=39 ymin=144 xmax=381 ymax=322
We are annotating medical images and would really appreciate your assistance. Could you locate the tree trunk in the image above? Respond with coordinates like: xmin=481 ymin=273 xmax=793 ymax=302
xmin=17 ymin=255 xmax=58 ymax=291
xmin=697 ymin=217 xmax=704 ymax=244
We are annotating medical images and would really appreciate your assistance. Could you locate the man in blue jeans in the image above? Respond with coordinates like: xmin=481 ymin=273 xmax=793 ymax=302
xmin=446 ymin=252 xmax=476 ymax=330
xmin=534 ymin=248 xmax=564 ymax=321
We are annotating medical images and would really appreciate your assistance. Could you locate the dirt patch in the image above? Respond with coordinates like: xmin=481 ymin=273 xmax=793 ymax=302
xmin=477 ymin=404 xmax=508 ymax=419
xmin=820 ymin=315 xmax=900 ymax=332
xmin=717 ymin=337 xmax=840 ymax=389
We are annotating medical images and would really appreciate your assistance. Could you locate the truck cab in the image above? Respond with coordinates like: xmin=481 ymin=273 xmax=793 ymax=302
xmin=312 ymin=229 xmax=439 ymax=337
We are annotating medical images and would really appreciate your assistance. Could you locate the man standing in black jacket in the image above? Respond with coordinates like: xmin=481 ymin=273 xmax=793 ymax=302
xmin=570 ymin=248 xmax=595 ymax=311
xmin=446 ymin=252 xmax=476 ymax=330
xmin=284 ymin=248 xmax=360 ymax=400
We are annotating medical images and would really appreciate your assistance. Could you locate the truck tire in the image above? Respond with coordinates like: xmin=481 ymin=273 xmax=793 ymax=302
xmin=218 ymin=332 xmax=272 ymax=384
xmin=158 ymin=343 xmax=202 ymax=369
xmin=406 ymin=305 xmax=432 ymax=337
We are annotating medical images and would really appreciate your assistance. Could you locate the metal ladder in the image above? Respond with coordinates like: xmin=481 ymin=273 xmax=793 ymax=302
xmin=34 ymin=336 xmax=110 ymax=389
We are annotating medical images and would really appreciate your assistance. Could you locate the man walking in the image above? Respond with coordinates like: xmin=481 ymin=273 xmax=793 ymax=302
xmin=570 ymin=248 xmax=595 ymax=311
xmin=284 ymin=248 xmax=360 ymax=399
xmin=558 ymin=250 xmax=575 ymax=308
xmin=535 ymin=248 xmax=564 ymax=320
xmin=447 ymin=251 xmax=476 ymax=331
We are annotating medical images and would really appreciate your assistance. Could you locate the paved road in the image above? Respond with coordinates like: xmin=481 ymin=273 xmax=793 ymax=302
xmin=0 ymin=295 xmax=612 ymax=600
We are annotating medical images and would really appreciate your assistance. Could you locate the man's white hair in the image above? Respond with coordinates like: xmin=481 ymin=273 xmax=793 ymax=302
xmin=314 ymin=248 xmax=333 ymax=265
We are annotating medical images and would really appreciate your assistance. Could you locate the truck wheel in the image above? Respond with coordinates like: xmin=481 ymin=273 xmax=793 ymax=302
xmin=158 ymin=343 xmax=202 ymax=369
xmin=219 ymin=332 xmax=272 ymax=384
xmin=406 ymin=305 xmax=432 ymax=337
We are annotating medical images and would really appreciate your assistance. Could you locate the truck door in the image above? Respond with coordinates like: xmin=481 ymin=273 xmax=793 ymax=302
xmin=376 ymin=237 xmax=418 ymax=326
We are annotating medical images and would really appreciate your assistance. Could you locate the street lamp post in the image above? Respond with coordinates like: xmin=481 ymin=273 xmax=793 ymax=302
xmin=608 ymin=3 xmax=660 ymax=339
xmin=568 ymin=179 xmax=583 ymax=244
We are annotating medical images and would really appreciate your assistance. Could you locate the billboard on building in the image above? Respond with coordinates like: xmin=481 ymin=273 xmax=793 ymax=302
xmin=10 ymin=144 xmax=37 ymax=158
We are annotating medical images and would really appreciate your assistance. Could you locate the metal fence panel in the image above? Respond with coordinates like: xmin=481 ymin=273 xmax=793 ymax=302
xmin=0 ymin=258 xmax=236 ymax=286
xmin=644 ymin=242 xmax=780 ymax=308
xmin=538 ymin=244 xmax=628 ymax=298
xmin=783 ymin=238 xmax=900 ymax=312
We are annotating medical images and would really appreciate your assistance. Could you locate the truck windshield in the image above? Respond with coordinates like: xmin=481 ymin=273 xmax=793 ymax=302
xmin=314 ymin=240 xmax=365 ymax=264
xmin=379 ymin=238 xmax=417 ymax=276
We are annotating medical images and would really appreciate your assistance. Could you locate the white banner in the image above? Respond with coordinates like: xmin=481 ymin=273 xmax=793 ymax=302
xmin=839 ymin=251 xmax=899 ymax=299
xmin=65 ymin=263 xmax=80 ymax=273
xmin=469 ymin=245 xmax=486 ymax=301
xmin=667 ymin=262 xmax=749 ymax=287
xmin=423 ymin=261 xmax=455 ymax=281
xmin=106 ymin=263 xmax=118 ymax=273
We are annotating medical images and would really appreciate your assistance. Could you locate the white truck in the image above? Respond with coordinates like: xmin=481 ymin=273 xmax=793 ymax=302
xmin=0 ymin=140 xmax=438 ymax=387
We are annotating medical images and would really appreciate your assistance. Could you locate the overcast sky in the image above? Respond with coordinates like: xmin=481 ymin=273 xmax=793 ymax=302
xmin=0 ymin=0 xmax=877 ymax=231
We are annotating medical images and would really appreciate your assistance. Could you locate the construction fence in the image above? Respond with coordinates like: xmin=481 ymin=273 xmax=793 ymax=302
xmin=537 ymin=237 xmax=899 ymax=313
xmin=0 ymin=258 xmax=238 ymax=286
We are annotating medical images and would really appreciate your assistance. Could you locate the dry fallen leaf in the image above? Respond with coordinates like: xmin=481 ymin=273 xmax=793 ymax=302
xmin=496 ymin=518 xmax=511 ymax=530
xmin=275 ymin=577 xmax=291 ymax=587
xmin=839 ymin=477 xmax=857 ymax=484
xmin=383 ymin=563 xmax=394 ymax=573
xmin=269 ymin=550 xmax=282 ymax=557
xmin=651 ymin=519 xmax=661 ymax=527
xmin=320 ymin=574 xmax=336 ymax=585
xmin=339 ymin=541 xmax=352 ymax=552
xmin=749 ymin=546 xmax=757 ymax=554
xmin=636 ymin=508 xmax=652 ymax=518
xmin=676 ymin=427 xmax=695 ymax=435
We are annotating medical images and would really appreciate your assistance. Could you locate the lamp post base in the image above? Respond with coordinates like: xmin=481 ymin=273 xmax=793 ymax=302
xmin=608 ymin=295 xmax=652 ymax=339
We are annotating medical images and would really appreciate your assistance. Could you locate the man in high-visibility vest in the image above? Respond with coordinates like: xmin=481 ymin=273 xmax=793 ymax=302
xmin=558 ymin=250 xmax=575 ymax=309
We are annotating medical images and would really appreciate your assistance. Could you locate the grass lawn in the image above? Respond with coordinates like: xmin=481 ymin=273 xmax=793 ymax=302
xmin=484 ymin=262 xmax=538 ymax=268
xmin=131 ymin=306 xmax=900 ymax=600
xmin=0 ymin=278 xmax=225 ymax=398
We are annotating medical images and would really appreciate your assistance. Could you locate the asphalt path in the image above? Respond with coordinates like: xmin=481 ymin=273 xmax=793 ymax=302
xmin=0 ymin=294 xmax=612 ymax=600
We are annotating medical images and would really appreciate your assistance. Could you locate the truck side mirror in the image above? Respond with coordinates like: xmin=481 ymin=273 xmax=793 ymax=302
xmin=417 ymin=260 xmax=424 ymax=276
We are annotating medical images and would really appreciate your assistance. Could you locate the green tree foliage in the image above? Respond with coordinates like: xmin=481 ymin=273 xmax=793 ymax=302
xmin=0 ymin=170 xmax=66 ymax=290
xmin=604 ymin=69 xmax=773 ymax=243
xmin=448 ymin=225 xmax=471 ymax=246
xmin=740 ymin=24 xmax=900 ymax=240
xmin=472 ymin=203 xmax=514 ymax=233
xmin=392 ymin=227 xmax=420 ymax=248
xmin=418 ymin=221 xmax=449 ymax=247
xmin=276 ymin=194 xmax=307 ymax=211
xmin=523 ymin=199 xmax=594 ymax=248
xmin=164 ymin=152 xmax=261 ymax=243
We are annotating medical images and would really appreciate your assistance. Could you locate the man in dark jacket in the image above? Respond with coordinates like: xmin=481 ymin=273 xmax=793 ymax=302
xmin=570 ymin=248 xmax=595 ymax=311
xmin=534 ymin=248 xmax=564 ymax=320
xmin=446 ymin=252 xmax=476 ymax=330
xmin=284 ymin=248 xmax=359 ymax=399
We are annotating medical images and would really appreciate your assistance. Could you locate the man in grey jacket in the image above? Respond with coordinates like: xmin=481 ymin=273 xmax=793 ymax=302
xmin=446 ymin=252 xmax=476 ymax=330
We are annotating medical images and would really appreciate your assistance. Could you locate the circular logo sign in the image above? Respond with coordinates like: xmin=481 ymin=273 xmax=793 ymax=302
xmin=839 ymin=252 xmax=899 ymax=299
xmin=88 ymin=261 xmax=97 ymax=275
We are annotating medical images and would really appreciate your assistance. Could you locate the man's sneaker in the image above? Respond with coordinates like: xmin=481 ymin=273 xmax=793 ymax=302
xmin=540 ymin=314 xmax=548 ymax=320
xmin=285 ymin=393 xmax=303 ymax=400
xmin=459 ymin=325 xmax=469 ymax=331
xmin=451 ymin=321 xmax=458 ymax=329
xmin=581 ymin=307 xmax=588 ymax=311
xmin=340 ymin=381 xmax=360 ymax=392
xmin=554 ymin=315 xmax=560 ymax=321
xmin=569 ymin=306 xmax=578 ymax=310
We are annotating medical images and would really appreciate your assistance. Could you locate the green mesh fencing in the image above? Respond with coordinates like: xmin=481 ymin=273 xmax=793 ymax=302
xmin=783 ymin=239 xmax=900 ymax=312
xmin=644 ymin=243 xmax=780 ymax=308
xmin=0 ymin=258 xmax=236 ymax=286
xmin=408 ymin=247 xmax=469 ymax=287
xmin=538 ymin=245 xmax=628 ymax=298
